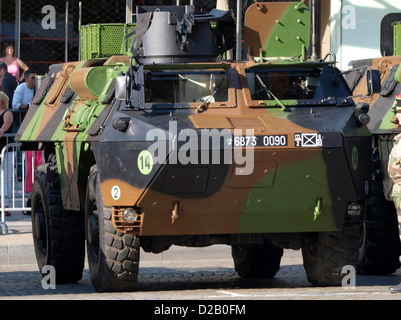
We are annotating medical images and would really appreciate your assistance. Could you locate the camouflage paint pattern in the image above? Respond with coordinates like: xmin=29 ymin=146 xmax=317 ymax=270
xmin=244 ymin=1 xmax=310 ymax=58
xmin=16 ymin=2 xmax=371 ymax=238
xmin=388 ymin=133 xmax=401 ymax=208
xmin=350 ymin=55 xmax=401 ymax=134
xmin=349 ymin=55 xmax=401 ymax=201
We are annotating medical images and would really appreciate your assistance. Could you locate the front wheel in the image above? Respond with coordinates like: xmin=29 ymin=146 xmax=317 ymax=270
xmin=85 ymin=165 xmax=140 ymax=292
xmin=302 ymin=228 xmax=361 ymax=286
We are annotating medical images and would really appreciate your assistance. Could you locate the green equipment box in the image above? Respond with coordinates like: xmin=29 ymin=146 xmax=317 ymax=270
xmin=80 ymin=23 xmax=136 ymax=60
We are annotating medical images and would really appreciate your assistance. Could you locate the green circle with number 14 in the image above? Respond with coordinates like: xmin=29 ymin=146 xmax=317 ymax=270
xmin=137 ymin=150 xmax=154 ymax=175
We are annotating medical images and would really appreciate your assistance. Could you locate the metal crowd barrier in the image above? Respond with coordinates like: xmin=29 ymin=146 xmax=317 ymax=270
xmin=0 ymin=136 xmax=43 ymax=234
xmin=0 ymin=110 xmax=31 ymax=234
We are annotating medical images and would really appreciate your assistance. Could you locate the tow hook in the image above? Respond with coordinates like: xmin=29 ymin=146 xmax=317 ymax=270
xmin=172 ymin=201 xmax=182 ymax=224
xmin=314 ymin=198 xmax=322 ymax=221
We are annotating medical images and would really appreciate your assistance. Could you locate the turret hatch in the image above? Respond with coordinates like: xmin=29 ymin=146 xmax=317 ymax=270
xmin=244 ymin=1 xmax=310 ymax=59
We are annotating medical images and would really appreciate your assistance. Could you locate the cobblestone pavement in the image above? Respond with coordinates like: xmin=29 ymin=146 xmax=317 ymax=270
xmin=0 ymin=250 xmax=400 ymax=301
xmin=1 ymin=212 xmax=401 ymax=303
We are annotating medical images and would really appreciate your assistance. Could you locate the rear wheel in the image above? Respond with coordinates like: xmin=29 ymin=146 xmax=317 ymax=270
xmin=231 ymin=240 xmax=283 ymax=278
xmin=31 ymin=163 xmax=85 ymax=283
xmin=302 ymin=228 xmax=360 ymax=286
xmin=85 ymin=165 xmax=140 ymax=292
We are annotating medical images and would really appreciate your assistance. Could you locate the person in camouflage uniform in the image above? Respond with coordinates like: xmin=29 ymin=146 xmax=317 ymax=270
xmin=388 ymin=94 xmax=401 ymax=293
xmin=389 ymin=94 xmax=401 ymax=211
xmin=389 ymin=134 xmax=401 ymax=211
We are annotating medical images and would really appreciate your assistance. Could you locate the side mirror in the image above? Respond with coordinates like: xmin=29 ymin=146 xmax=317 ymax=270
xmin=366 ymin=69 xmax=381 ymax=95
xmin=115 ymin=75 xmax=128 ymax=101
xmin=342 ymin=66 xmax=381 ymax=100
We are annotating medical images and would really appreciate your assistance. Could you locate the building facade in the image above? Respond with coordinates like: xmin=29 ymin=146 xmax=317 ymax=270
xmin=329 ymin=0 xmax=401 ymax=70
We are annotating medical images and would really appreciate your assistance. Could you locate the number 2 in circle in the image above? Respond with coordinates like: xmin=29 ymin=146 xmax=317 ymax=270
xmin=111 ymin=186 xmax=121 ymax=200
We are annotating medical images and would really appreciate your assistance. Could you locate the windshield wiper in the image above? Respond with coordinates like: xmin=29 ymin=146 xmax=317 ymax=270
xmin=255 ymin=74 xmax=291 ymax=112
xmin=197 ymin=78 xmax=225 ymax=113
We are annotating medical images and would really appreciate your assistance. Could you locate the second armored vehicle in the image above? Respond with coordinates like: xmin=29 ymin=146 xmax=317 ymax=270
xmin=346 ymin=15 xmax=401 ymax=276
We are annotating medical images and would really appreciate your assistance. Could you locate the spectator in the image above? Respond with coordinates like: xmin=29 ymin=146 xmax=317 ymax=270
xmin=0 ymin=91 xmax=15 ymax=216
xmin=12 ymin=71 xmax=42 ymax=208
xmin=12 ymin=70 xmax=37 ymax=111
xmin=0 ymin=62 xmax=18 ymax=109
xmin=1 ymin=42 xmax=29 ymax=83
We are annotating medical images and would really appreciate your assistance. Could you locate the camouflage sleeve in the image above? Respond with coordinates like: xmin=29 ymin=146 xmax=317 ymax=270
xmin=388 ymin=133 xmax=401 ymax=208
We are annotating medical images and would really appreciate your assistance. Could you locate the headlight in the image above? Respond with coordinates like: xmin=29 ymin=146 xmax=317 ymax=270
xmin=357 ymin=113 xmax=370 ymax=126
xmin=122 ymin=208 xmax=140 ymax=222
xmin=347 ymin=203 xmax=362 ymax=217
xmin=354 ymin=102 xmax=370 ymax=127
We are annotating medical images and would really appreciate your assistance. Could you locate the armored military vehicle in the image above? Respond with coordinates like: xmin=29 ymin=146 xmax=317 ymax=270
xmin=17 ymin=2 xmax=372 ymax=292
xmin=346 ymin=16 xmax=401 ymax=276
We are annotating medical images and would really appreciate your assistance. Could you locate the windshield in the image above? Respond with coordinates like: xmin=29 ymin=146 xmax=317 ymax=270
xmin=144 ymin=69 xmax=228 ymax=104
xmin=246 ymin=69 xmax=325 ymax=101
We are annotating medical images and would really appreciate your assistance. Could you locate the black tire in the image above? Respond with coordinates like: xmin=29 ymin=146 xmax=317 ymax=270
xmin=357 ymin=181 xmax=401 ymax=275
xmin=302 ymin=228 xmax=361 ymax=286
xmin=31 ymin=164 xmax=85 ymax=284
xmin=85 ymin=165 xmax=140 ymax=292
xmin=231 ymin=240 xmax=283 ymax=278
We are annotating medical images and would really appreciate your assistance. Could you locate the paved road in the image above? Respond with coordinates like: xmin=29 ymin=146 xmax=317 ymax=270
xmin=2 ymin=212 xmax=401 ymax=308
xmin=1 ymin=249 xmax=401 ymax=302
